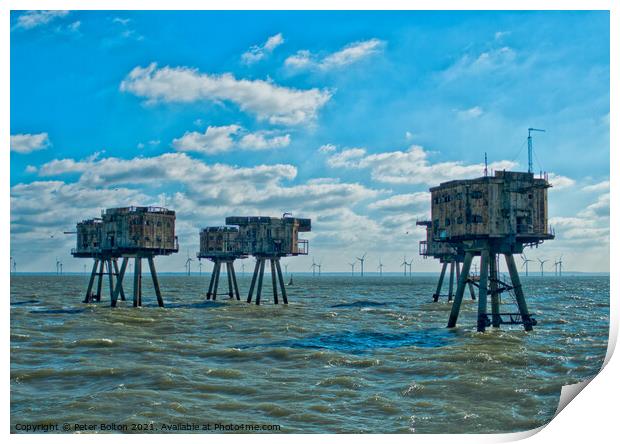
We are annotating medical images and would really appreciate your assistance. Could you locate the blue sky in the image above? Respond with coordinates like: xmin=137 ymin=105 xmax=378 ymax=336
xmin=10 ymin=10 xmax=609 ymax=272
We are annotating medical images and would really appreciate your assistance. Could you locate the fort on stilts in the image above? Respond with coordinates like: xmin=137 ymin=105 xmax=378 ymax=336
xmin=70 ymin=206 xmax=179 ymax=307
xmin=197 ymin=226 xmax=247 ymax=301
xmin=199 ymin=216 xmax=311 ymax=305
xmin=425 ymin=170 xmax=554 ymax=331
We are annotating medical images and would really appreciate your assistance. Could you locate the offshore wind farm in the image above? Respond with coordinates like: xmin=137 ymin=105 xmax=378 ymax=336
xmin=10 ymin=9 xmax=609 ymax=436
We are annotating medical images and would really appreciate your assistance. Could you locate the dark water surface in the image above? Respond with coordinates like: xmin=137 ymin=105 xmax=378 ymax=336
xmin=10 ymin=274 xmax=609 ymax=433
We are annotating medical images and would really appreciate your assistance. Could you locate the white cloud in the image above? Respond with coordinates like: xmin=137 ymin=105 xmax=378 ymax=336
xmin=456 ymin=106 xmax=483 ymax=120
xmin=494 ymin=31 xmax=510 ymax=40
xmin=547 ymin=173 xmax=575 ymax=190
xmin=10 ymin=133 xmax=51 ymax=153
xmin=173 ymin=125 xmax=241 ymax=154
xmin=368 ymin=193 xmax=429 ymax=212
xmin=326 ymin=145 xmax=517 ymax=186
xmin=172 ymin=125 xmax=290 ymax=154
xmin=318 ymin=144 xmax=337 ymax=154
xmin=120 ymin=63 xmax=332 ymax=126
xmin=285 ymin=38 xmax=384 ymax=71
xmin=443 ymin=46 xmax=516 ymax=80
xmin=14 ymin=11 xmax=69 ymax=30
xmin=578 ymin=193 xmax=610 ymax=219
xmin=582 ymin=180 xmax=609 ymax=192
xmin=241 ymin=33 xmax=284 ymax=64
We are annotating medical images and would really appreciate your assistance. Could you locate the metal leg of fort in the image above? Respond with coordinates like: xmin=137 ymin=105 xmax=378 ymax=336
xmin=84 ymin=259 xmax=98 ymax=303
xmin=212 ymin=261 xmax=221 ymax=301
xmin=448 ymin=261 xmax=456 ymax=302
xmin=447 ymin=252 xmax=473 ymax=328
xmin=489 ymin=252 xmax=501 ymax=328
xmin=247 ymin=259 xmax=261 ymax=303
xmin=206 ymin=262 xmax=217 ymax=300
xmin=96 ymin=259 xmax=105 ymax=302
xmin=230 ymin=262 xmax=240 ymax=300
xmin=433 ymin=262 xmax=447 ymax=302
xmin=270 ymin=259 xmax=279 ymax=304
xmin=256 ymin=259 xmax=265 ymax=305
xmin=456 ymin=261 xmax=461 ymax=282
xmin=148 ymin=256 xmax=164 ymax=308
xmin=133 ymin=257 xmax=141 ymax=307
xmin=111 ymin=257 xmax=128 ymax=307
xmin=226 ymin=262 xmax=234 ymax=299
xmin=468 ymin=281 xmax=476 ymax=300
xmin=107 ymin=259 xmax=115 ymax=302
xmin=275 ymin=259 xmax=288 ymax=304
xmin=505 ymin=254 xmax=534 ymax=332
xmin=476 ymin=250 xmax=490 ymax=332
xmin=113 ymin=258 xmax=126 ymax=301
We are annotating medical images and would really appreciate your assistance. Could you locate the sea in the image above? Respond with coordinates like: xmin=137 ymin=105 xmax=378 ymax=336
xmin=10 ymin=273 xmax=609 ymax=433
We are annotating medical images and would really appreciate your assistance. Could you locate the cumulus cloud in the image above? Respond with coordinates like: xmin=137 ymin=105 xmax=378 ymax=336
xmin=241 ymin=33 xmax=284 ymax=64
xmin=582 ymin=180 xmax=609 ymax=193
xmin=443 ymin=46 xmax=516 ymax=80
xmin=285 ymin=38 xmax=384 ymax=71
xmin=326 ymin=145 xmax=517 ymax=186
xmin=120 ymin=63 xmax=332 ymax=125
xmin=456 ymin=106 xmax=483 ymax=120
xmin=172 ymin=125 xmax=290 ymax=154
xmin=11 ymin=133 xmax=51 ymax=153
xmin=318 ymin=144 xmax=337 ymax=154
xmin=368 ymin=193 xmax=429 ymax=212
xmin=547 ymin=172 xmax=575 ymax=190
xmin=14 ymin=10 xmax=69 ymax=30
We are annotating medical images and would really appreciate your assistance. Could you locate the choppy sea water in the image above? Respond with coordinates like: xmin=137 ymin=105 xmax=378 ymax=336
xmin=11 ymin=274 xmax=609 ymax=433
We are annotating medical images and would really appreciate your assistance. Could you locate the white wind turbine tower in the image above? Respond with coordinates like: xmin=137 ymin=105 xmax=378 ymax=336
xmin=377 ymin=259 xmax=384 ymax=277
xmin=538 ymin=258 xmax=549 ymax=277
xmin=521 ymin=254 xmax=534 ymax=277
xmin=185 ymin=252 xmax=193 ymax=276
xmin=348 ymin=261 xmax=356 ymax=276
xmin=310 ymin=257 xmax=318 ymax=277
xmin=356 ymin=253 xmax=367 ymax=277
xmin=401 ymin=255 xmax=408 ymax=276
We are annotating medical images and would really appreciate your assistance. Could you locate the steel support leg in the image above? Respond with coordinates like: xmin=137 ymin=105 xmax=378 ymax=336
xmin=148 ymin=256 xmax=164 ymax=307
xmin=447 ymin=252 xmax=473 ymax=328
xmin=96 ymin=259 xmax=105 ymax=302
xmin=476 ymin=250 xmax=490 ymax=332
xmin=433 ymin=262 xmax=447 ymax=302
xmin=113 ymin=258 xmax=126 ymax=301
xmin=206 ymin=262 xmax=217 ymax=300
xmin=505 ymin=253 xmax=534 ymax=332
xmin=133 ymin=257 xmax=142 ymax=307
xmin=468 ymin=281 xmax=476 ymax=300
xmin=230 ymin=262 xmax=240 ymax=300
xmin=275 ymin=259 xmax=287 ymax=304
xmin=247 ymin=260 xmax=260 ymax=303
xmin=226 ymin=262 xmax=234 ymax=299
xmin=448 ymin=261 xmax=456 ymax=302
xmin=111 ymin=257 xmax=128 ymax=307
xmin=212 ymin=261 xmax=221 ymax=301
xmin=489 ymin=252 xmax=501 ymax=328
xmin=84 ymin=259 xmax=98 ymax=303
xmin=107 ymin=259 xmax=114 ymax=302
xmin=270 ymin=259 xmax=279 ymax=304
xmin=256 ymin=259 xmax=265 ymax=305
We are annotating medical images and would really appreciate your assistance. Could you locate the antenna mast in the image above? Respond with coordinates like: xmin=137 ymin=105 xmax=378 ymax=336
xmin=527 ymin=128 xmax=545 ymax=174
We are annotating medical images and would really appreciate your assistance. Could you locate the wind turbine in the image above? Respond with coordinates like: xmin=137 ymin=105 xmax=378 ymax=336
xmin=59 ymin=261 xmax=63 ymax=275
xmin=538 ymin=258 xmax=548 ymax=277
xmin=310 ymin=257 xmax=318 ymax=277
xmin=401 ymin=256 xmax=408 ymax=276
xmin=284 ymin=263 xmax=289 ymax=275
xmin=55 ymin=258 xmax=61 ymax=275
xmin=377 ymin=259 xmax=384 ymax=277
xmin=13 ymin=258 xmax=16 ymax=274
xmin=555 ymin=255 xmax=563 ymax=276
xmin=406 ymin=258 xmax=413 ymax=277
xmin=356 ymin=253 xmax=367 ymax=276
xmin=198 ymin=260 xmax=202 ymax=276
xmin=241 ymin=263 xmax=246 ymax=275
xmin=185 ymin=253 xmax=193 ymax=276
xmin=317 ymin=260 xmax=322 ymax=276
xmin=348 ymin=261 xmax=356 ymax=276
xmin=521 ymin=254 xmax=534 ymax=277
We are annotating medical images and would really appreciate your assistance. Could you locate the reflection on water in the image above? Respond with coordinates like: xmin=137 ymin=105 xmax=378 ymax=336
xmin=11 ymin=274 xmax=608 ymax=433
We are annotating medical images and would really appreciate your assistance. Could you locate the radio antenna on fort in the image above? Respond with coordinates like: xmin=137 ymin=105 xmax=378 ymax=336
xmin=484 ymin=152 xmax=488 ymax=177
xmin=527 ymin=128 xmax=546 ymax=174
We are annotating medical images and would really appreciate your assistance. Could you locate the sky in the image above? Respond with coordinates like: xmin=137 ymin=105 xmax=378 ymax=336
xmin=9 ymin=10 xmax=610 ymax=273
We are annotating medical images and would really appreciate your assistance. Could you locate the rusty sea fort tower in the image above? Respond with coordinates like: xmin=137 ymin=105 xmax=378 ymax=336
xmin=199 ymin=216 xmax=311 ymax=305
xmin=71 ymin=206 xmax=179 ymax=307
xmin=423 ymin=170 xmax=554 ymax=332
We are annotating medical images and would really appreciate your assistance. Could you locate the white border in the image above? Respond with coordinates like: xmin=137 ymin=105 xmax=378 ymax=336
xmin=3 ymin=1 xmax=616 ymax=443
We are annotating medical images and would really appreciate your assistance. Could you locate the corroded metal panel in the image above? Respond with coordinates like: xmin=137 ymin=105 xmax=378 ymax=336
xmin=224 ymin=216 xmax=311 ymax=256
xmin=72 ymin=218 xmax=103 ymax=257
